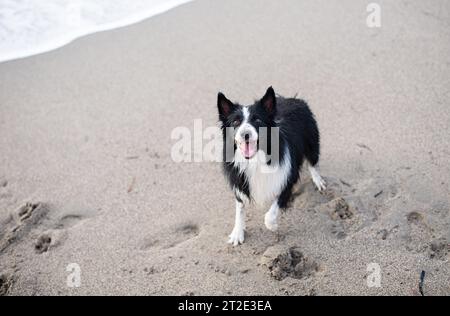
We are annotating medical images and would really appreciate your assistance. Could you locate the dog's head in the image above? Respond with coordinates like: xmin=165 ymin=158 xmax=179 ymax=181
xmin=217 ymin=87 xmax=277 ymax=160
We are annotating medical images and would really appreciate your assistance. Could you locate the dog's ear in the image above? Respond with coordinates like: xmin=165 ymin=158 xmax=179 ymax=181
xmin=260 ymin=86 xmax=277 ymax=115
xmin=217 ymin=92 xmax=236 ymax=120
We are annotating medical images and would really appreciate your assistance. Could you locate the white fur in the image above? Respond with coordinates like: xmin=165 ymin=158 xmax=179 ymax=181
xmin=229 ymin=151 xmax=326 ymax=246
xmin=228 ymin=148 xmax=290 ymax=246
xmin=234 ymin=147 xmax=291 ymax=206
xmin=228 ymin=109 xmax=293 ymax=246
xmin=227 ymin=104 xmax=326 ymax=246
xmin=264 ymin=201 xmax=280 ymax=231
xmin=228 ymin=200 xmax=245 ymax=246
xmin=235 ymin=106 xmax=258 ymax=145
xmin=307 ymin=162 xmax=326 ymax=192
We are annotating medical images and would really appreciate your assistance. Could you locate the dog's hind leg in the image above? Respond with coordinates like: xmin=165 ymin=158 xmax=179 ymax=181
xmin=303 ymin=126 xmax=326 ymax=191
xmin=306 ymin=161 xmax=326 ymax=192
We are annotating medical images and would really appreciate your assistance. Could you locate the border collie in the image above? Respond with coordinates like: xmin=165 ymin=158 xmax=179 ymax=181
xmin=217 ymin=87 xmax=326 ymax=246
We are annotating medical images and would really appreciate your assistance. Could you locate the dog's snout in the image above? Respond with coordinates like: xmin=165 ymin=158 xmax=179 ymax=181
xmin=235 ymin=124 xmax=257 ymax=144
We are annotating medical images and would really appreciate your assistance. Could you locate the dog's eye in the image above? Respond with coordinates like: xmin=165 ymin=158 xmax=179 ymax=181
xmin=254 ymin=118 xmax=263 ymax=124
xmin=232 ymin=119 xmax=241 ymax=127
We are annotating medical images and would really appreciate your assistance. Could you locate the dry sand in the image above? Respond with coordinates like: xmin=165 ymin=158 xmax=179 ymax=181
xmin=0 ymin=0 xmax=449 ymax=296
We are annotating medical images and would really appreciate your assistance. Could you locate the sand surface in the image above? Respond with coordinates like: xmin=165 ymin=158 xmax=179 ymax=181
xmin=0 ymin=0 xmax=449 ymax=296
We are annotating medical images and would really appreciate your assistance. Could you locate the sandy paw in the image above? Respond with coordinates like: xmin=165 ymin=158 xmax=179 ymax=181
xmin=228 ymin=226 xmax=245 ymax=246
xmin=313 ymin=176 xmax=327 ymax=192
xmin=264 ymin=212 xmax=279 ymax=232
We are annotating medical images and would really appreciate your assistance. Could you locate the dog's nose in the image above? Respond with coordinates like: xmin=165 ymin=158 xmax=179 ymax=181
xmin=243 ymin=132 xmax=251 ymax=142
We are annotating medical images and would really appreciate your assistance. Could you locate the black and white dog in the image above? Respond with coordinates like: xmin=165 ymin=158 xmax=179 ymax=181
xmin=217 ymin=87 xmax=326 ymax=246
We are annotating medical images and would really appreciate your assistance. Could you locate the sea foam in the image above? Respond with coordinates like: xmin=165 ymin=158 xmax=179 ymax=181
xmin=0 ymin=0 xmax=193 ymax=63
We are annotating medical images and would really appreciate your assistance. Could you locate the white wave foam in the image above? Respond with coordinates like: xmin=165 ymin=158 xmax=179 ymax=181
xmin=0 ymin=0 xmax=193 ymax=63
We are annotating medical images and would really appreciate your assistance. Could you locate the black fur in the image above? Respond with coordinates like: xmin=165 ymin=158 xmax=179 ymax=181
xmin=218 ymin=87 xmax=320 ymax=209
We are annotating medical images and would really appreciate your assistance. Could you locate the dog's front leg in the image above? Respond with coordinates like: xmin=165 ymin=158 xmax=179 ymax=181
xmin=228 ymin=199 xmax=246 ymax=246
xmin=264 ymin=201 xmax=280 ymax=232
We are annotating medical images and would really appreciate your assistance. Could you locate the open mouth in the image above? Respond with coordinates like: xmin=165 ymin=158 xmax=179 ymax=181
xmin=239 ymin=140 xmax=258 ymax=159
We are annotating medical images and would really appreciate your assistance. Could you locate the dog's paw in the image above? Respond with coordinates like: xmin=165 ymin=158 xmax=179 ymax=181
xmin=309 ymin=166 xmax=327 ymax=192
xmin=228 ymin=226 xmax=245 ymax=246
xmin=312 ymin=175 xmax=326 ymax=192
xmin=265 ymin=212 xmax=279 ymax=232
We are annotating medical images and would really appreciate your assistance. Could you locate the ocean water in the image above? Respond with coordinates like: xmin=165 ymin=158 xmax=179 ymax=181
xmin=0 ymin=0 xmax=193 ymax=63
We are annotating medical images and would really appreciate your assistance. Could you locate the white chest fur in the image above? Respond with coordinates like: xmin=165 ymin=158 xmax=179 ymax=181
xmin=234 ymin=148 xmax=292 ymax=206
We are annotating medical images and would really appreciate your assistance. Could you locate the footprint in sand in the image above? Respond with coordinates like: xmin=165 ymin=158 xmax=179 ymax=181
xmin=310 ymin=176 xmax=406 ymax=240
xmin=429 ymin=238 xmax=449 ymax=260
xmin=406 ymin=211 xmax=424 ymax=224
xmin=326 ymin=198 xmax=354 ymax=221
xmin=291 ymin=177 xmax=359 ymax=240
xmin=54 ymin=214 xmax=86 ymax=229
xmin=33 ymin=212 xmax=91 ymax=253
xmin=0 ymin=178 xmax=7 ymax=188
xmin=0 ymin=202 xmax=49 ymax=252
xmin=2 ymin=201 xmax=92 ymax=254
xmin=0 ymin=273 xmax=13 ymax=296
xmin=403 ymin=210 xmax=435 ymax=253
xmin=315 ymin=197 xmax=355 ymax=240
xmin=35 ymin=234 xmax=52 ymax=254
xmin=16 ymin=203 xmax=41 ymax=222
xmin=293 ymin=177 xmax=356 ymax=220
xmin=140 ymin=223 xmax=200 ymax=250
xmin=260 ymin=246 xmax=320 ymax=281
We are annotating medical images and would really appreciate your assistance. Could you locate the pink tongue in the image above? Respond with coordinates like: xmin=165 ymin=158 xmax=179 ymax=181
xmin=240 ymin=142 xmax=257 ymax=158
